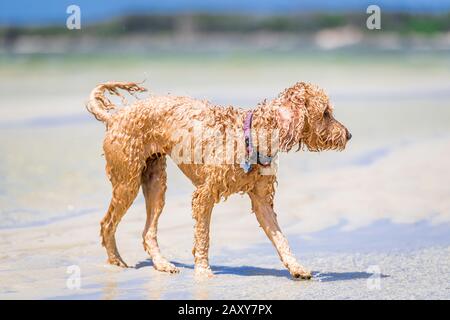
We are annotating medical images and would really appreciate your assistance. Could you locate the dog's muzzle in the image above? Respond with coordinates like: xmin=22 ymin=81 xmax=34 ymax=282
xmin=346 ymin=131 xmax=352 ymax=141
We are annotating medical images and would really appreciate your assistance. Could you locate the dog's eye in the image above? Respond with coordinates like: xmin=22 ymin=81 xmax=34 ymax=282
xmin=323 ymin=110 xmax=330 ymax=118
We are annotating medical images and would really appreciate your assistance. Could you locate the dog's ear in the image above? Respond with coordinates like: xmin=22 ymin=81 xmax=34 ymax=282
xmin=277 ymin=83 xmax=308 ymax=151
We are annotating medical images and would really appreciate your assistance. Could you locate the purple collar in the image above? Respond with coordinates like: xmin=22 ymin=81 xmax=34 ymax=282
xmin=243 ymin=111 xmax=254 ymax=156
xmin=240 ymin=110 xmax=273 ymax=173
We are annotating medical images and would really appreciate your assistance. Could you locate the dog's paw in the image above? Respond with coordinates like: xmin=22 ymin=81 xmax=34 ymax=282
xmin=108 ymin=257 xmax=129 ymax=268
xmin=153 ymin=260 xmax=180 ymax=274
xmin=194 ymin=266 xmax=214 ymax=278
xmin=290 ymin=265 xmax=312 ymax=280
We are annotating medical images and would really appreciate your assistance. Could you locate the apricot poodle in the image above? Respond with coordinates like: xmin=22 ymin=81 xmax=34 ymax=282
xmin=86 ymin=81 xmax=351 ymax=279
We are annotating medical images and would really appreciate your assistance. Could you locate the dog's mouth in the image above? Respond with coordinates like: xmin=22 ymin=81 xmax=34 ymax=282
xmin=299 ymin=128 xmax=348 ymax=152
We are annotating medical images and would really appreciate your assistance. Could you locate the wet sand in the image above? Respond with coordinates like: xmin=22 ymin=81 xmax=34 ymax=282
xmin=0 ymin=52 xmax=449 ymax=299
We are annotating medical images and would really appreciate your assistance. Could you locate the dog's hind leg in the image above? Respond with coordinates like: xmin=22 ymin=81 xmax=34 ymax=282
xmin=141 ymin=156 xmax=179 ymax=273
xmin=100 ymin=173 xmax=141 ymax=268
xmin=248 ymin=179 xmax=311 ymax=280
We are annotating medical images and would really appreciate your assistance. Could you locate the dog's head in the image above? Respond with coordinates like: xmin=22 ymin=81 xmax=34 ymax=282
xmin=276 ymin=82 xmax=351 ymax=152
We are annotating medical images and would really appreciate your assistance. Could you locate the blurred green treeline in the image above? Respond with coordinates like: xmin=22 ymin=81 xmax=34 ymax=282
xmin=1 ymin=12 xmax=450 ymax=37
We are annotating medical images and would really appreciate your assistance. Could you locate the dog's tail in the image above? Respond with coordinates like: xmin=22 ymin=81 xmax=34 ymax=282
xmin=86 ymin=81 xmax=147 ymax=124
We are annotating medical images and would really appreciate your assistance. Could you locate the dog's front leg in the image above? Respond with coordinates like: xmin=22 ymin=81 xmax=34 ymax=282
xmin=249 ymin=192 xmax=311 ymax=279
xmin=192 ymin=187 xmax=214 ymax=277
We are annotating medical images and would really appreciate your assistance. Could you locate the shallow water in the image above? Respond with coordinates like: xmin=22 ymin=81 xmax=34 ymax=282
xmin=0 ymin=52 xmax=449 ymax=299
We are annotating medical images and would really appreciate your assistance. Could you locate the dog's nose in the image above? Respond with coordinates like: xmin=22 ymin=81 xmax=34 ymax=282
xmin=346 ymin=131 xmax=352 ymax=140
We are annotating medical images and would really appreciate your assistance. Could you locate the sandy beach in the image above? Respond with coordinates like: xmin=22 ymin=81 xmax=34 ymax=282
xmin=0 ymin=52 xmax=449 ymax=299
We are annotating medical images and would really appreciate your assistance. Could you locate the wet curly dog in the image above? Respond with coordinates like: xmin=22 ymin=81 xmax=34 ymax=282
xmin=86 ymin=81 xmax=351 ymax=279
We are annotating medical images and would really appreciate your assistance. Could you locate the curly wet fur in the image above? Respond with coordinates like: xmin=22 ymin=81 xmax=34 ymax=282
xmin=86 ymin=81 xmax=350 ymax=279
